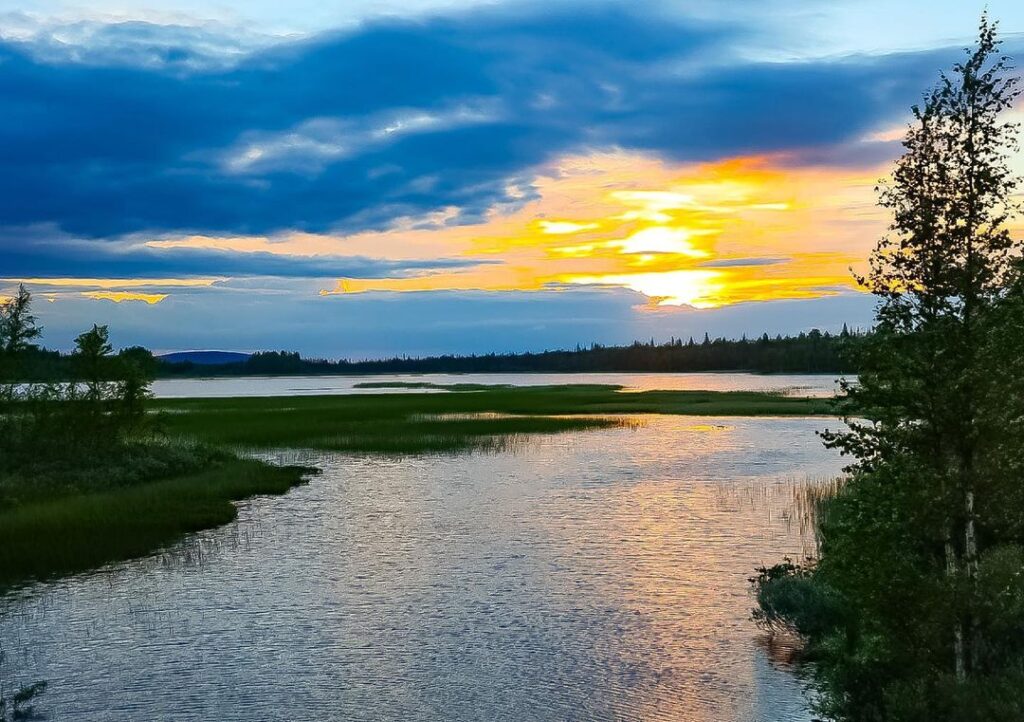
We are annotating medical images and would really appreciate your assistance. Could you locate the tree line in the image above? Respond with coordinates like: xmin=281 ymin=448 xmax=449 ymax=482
xmin=3 ymin=328 xmax=865 ymax=380
xmin=0 ymin=286 xmax=216 ymax=498
xmin=156 ymin=330 xmax=863 ymax=377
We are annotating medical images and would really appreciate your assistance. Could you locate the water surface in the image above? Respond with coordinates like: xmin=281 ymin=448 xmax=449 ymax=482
xmin=0 ymin=416 xmax=840 ymax=721
xmin=153 ymin=371 xmax=841 ymax=398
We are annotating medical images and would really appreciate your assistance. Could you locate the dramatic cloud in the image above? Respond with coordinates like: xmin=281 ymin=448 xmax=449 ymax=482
xmin=1 ymin=1 xmax=1020 ymax=353
xmin=0 ymin=226 xmax=490 ymax=279
xmin=0 ymin=5 xmax=985 ymax=242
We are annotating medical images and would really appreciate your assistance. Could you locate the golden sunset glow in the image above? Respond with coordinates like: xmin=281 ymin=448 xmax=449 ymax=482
xmin=82 ymin=291 xmax=169 ymax=304
xmin=1 ymin=278 xmax=222 ymax=304
xmin=565 ymin=270 xmax=724 ymax=308
xmin=129 ymin=152 xmax=887 ymax=309
xmin=308 ymin=152 xmax=885 ymax=308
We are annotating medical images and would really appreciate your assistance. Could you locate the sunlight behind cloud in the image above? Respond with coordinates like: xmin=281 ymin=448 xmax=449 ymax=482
xmin=614 ymin=227 xmax=711 ymax=257
xmin=539 ymin=221 xmax=601 ymax=235
xmin=318 ymin=151 xmax=884 ymax=308
xmin=564 ymin=270 xmax=724 ymax=308
xmin=127 ymin=151 xmax=885 ymax=310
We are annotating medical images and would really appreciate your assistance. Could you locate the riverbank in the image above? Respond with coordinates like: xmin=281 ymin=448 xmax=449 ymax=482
xmin=1 ymin=414 xmax=836 ymax=721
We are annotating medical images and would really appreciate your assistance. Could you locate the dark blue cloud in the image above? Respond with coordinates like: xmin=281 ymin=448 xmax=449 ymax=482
xmin=0 ymin=3 xmax=1007 ymax=251
xmin=0 ymin=229 xmax=487 ymax=278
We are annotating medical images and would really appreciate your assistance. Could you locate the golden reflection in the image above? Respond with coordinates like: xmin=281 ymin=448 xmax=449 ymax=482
xmin=524 ymin=415 xmax=830 ymax=721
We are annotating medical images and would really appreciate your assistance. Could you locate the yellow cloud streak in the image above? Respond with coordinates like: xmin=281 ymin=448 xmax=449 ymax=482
xmin=82 ymin=291 xmax=169 ymax=304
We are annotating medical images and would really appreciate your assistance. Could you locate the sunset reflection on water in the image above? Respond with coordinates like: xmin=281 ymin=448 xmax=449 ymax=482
xmin=1 ymin=416 xmax=840 ymax=721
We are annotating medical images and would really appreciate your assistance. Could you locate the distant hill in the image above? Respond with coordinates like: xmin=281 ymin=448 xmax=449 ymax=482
xmin=157 ymin=351 xmax=252 ymax=366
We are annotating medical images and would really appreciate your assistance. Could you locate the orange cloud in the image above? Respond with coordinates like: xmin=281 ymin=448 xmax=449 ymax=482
xmin=125 ymin=151 xmax=886 ymax=309
xmin=3 ymin=278 xmax=219 ymax=305
xmin=318 ymin=151 xmax=884 ymax=308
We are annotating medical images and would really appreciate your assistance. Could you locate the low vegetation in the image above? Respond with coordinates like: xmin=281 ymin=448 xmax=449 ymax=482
xmin=0 ymin=459 xmax=311 ymax=589
xmin=1 ymin=286 xmax=833 ymax=589
xmin=154 ymin=385 xmax=834 ymax=454
xmin=0 ymin=289 xmax=313 ymax=591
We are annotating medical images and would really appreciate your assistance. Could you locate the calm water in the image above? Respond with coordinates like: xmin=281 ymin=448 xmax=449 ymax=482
xmin=0 ymin=415 xmax=841 ymax=721
xmin=152 ymin=371 xmax=842 ymax=398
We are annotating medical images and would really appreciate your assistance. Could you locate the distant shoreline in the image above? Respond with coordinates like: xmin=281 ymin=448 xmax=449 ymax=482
xmin=155 ymin=332 xmax=862 ymax=378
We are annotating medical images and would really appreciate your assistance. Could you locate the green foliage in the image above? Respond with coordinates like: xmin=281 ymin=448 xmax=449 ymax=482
xmin=756 ymin=16 xmax=1024 ymax=721
xmin=0 ymin=441 xmax=234 ymax=510
xmin=0 ymin=459 xmax=313 ymax=589
xmin=0 ymin=645 xmax=47 ymax=721
xmin=0 ymin=289 xmax=314 ymax=592
xmin=0 ymin=680 xmax=47 ymax=722
xmin=1 ymin=296 xmax=159 ymax=468
xmin=752 ymin=558 xmax=845 ymax=638
xmin=0 ymin=285 xmax=41 ymax=357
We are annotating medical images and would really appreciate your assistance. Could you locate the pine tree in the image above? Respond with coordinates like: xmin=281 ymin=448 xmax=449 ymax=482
xmin=0 ymin=284 xmax=42 ymax=355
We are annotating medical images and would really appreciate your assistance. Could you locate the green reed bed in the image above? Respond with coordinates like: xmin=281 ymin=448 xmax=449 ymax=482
xmin=0 ymin=458 xmax=313 ymax=588
xmin=153 ymin=384 xmax=834 ymax=454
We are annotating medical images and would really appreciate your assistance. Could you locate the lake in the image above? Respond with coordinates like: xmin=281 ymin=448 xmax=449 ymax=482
xmin=0 ymin=405 xmax=842 ymax=721
xmin=152 ymin=371 xmax=843 ymax=398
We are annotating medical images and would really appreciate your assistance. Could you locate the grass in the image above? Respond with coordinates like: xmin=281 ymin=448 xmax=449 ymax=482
xmin=353 ymin=381 xmax=506 ymax=391
xmin=0 ymin=458 xmax=313 ymax=589
xmin=154 ymin=384 xmax=835 ymax=454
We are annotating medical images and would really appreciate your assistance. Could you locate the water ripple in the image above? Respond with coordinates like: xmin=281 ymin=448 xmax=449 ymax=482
xmin=0 ymin=416 xmax=841 ymax=721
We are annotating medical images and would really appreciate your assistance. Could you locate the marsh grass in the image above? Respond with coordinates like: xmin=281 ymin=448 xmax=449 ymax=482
xmin=791 ymin=477 xmax=845 ymax=556
xmin=154 ymin=385 xmax=833 ymax=454
xmin=766 ymin=476 xmax=845 ymax=558
xmin=0 ymin=459 xmax=313 ymax=589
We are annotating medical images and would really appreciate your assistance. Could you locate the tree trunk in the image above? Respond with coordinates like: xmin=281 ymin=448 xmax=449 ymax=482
xmin=945 ymin=531 xmax=966 ymax=682
xmin=965 ymin=480 xmax=981 ymax=672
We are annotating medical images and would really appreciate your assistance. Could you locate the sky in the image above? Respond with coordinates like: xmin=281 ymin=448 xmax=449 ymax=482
xmin=1 ymin=1 xmax=1023 ymax=357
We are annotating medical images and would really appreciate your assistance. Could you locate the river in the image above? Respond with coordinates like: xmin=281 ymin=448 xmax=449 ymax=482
xmin=0 ymin=379 xmax=844 ymax=721
xmin=151 ymin=371 xmax=842 ymax=398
